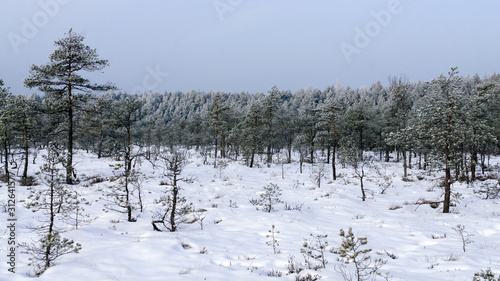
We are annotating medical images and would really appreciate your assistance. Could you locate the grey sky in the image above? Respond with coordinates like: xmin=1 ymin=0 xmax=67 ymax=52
xmin=1 ymin=0 xmax=499 ymax=95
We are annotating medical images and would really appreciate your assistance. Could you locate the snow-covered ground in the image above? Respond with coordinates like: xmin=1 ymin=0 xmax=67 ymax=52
xmin=1 ymin=150 xmax=499 ymax=280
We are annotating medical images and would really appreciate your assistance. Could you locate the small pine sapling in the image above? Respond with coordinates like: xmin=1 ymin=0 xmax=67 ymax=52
xmin=310 ymin=163 xmax=327 ymax=188
xmin=335 ymin=227 xmax=386 ymax=281
xmin=62 ymin=189 xmax=90 ymax=230
xmin=105 ymin=163 xmax=142 ymax=222
xmin=215 ymin=159 xmax=228 ymax=178
xmin=152 ymin=186 xmax=193 ymax=232
xmin=373 ymin=166 xmax=394 ymax=194
xmin=453 ymin=224 xmax=474 ymax=252
xmin=22 ymin=145 xmax=82 ymax=276
xmin=152 ymin=150 xmax=195 ymax=232
xmin=24 ymin=232 xmax=81 ymax=276
xmin=266 ymin=225 xmax=280 ymax=254
xmin=259 ymin=183 xmax=282 ymax=212
xmin=301 ymin=233 xmax=329 ymax=269
xmin=287 ymin=254 xmax=303 ymax=274
xmin=473 ymin=268 xmax=499 ymax=281
xmin=473 ymin=180 xmax=500 ymax=200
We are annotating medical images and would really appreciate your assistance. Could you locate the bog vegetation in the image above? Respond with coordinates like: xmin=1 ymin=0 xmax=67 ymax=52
xmin=1 ymin=30 xmax=499 ymax=278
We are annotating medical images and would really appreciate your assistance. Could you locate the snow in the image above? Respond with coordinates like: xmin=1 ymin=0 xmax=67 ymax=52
xmin=1 ymin=150 xmax=499 ymax=280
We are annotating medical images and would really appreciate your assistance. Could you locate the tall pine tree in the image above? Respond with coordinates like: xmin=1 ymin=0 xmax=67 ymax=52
xmin=24 ymin=29 xmax=115 ymax=184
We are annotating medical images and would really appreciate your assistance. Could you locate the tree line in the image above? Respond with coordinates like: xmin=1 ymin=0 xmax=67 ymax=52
xmin=1 ymin=31 xmax=499 ymax=211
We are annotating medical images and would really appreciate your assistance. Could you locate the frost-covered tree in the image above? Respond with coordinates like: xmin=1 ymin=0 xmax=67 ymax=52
xmin=24 ymin=29 xmax=115 ymax=184
xmin=75 ymin=94 xmax=113 ymax=158
xmin=241 ymin=103 xmax=263 ymax=168
xmin=386 ymin=76 xmax=413 ymax=178
xmin=293 ymin=134 xmax=310 ymax=174
xmin=23 ymin=144 xmax=81 ymax=275
xmin=11 ymin=95 xmax=39 ymax=181
xmin=105 ymin=162 xmax=144 ymax=222
xmin=0 ymin=81 xmax=15 ymax=182
xmin=317 ymin=92 xmax=345 ymax=180
xmin=152 ymin=150 xmax=194 ymax=232
xmin=102 ymin=95 xmax=146 ymax=222
xmin=468 ymin=83 xmax=497 ymax=180
xmin=263 ymin=86 xmax=281 ymax=164
xmin=259 ymin=183 xmax=282 ymax=212
xmin=339 ymin=136 xmax=369 ymax=201
xmin=208 ymin=92 xmax=230 ymax=167
xmin=415 ymin=67 xmax=467 ymax=213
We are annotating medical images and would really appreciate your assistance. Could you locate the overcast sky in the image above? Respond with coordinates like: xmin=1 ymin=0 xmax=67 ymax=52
xmin=1 ymin=0 xmax=500 ymax=95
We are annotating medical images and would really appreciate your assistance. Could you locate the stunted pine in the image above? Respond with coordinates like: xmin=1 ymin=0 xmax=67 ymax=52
xmin=24 ymin=29 xmax=115 ymax=184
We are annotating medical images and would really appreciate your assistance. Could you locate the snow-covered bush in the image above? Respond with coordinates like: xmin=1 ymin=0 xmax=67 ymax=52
xmin=473 ymin=268 xmax=499 ymax=281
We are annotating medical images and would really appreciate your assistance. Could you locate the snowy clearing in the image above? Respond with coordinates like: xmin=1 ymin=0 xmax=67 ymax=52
xmin=1 ymin=150 xmax=500 ymax=280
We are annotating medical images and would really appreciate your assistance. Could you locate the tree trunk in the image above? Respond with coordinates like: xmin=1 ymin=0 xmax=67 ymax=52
xmin=3 ymin=139 xmax=9 ymax=183
xmin=98 ymin=113 xmax=103 ymax=159
xmin=359 ymin=166 xmax=366 ymax=202
xmin=170 ymin=186 xmax=178 ymax=232
xmin=221 ymin=132 xmax=226 ymax=158
xmin=332 ymin=144 xmax=337 ymax=181
xmin=480 ymin=152 xmax=486 ymax=174
xmin=299 ymin=154 xmax=303 ymax=174
xmin=23 ymin=123 xmax=29 ymax=180
xmin=360 ymin=177 xmax=365 ymax=202
xmin=403 ymin=148 xmax=407 ymax=178
xmin=287 ymin=135 xmax=292 ymax=164
xmin=126 ymin=127 xmax=132 ymax=173
xmin=408 ymin=148 xmax=412 ymax=169
xmin=125 ymin=168 xmax=132 ymax=222
xmin=66 ymin=85 xmax=74 ymax=185
xmin=249 ymin=146 xmax=255 ymax=168
xmin=471 ymin=146 xmax=477 ymax=181
xmin=443 ymin=165 xmax=451 ymax=213
xmin=423 ymin=152 xmax=428 ymax=170
xmin=214 ymin=124 xmax=218 ymax=168
xmin=267 ymin=143 xmax=272 ymax=165
xmin=326 ymin=144 xmax=330 ymax=164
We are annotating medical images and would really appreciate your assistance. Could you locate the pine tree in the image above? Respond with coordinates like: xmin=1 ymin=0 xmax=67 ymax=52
xmin=415 ymin=67 xmax=467 ymax=213
xmin=263 ymin=86 xmax=281 ymax=164
xmin=241 ymin=103 xmax=263 ymax=168
xmin=208 ymin=92 xmax=230 ymax=167
xmin=0 ymin=81 xmax=15 ymax=183
xmin=11 ymin=95 xmax=38 ymax=181
xmin=318 ymin=93 xmax=344 ymax=180
xmin=23 ymin=144 xmax=81 ymax=275
xmin=152 ymin=150 xmax=194 ymax=232
xmin=336 ymin=227 xmax=386 ymax=281
xmin=387 ymin=76 xmax=413 ymax=178
xmin=109 ymin=94 xmax=143 ymax=173
xmin=24 ymin=29 xmax=115 ymax=184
